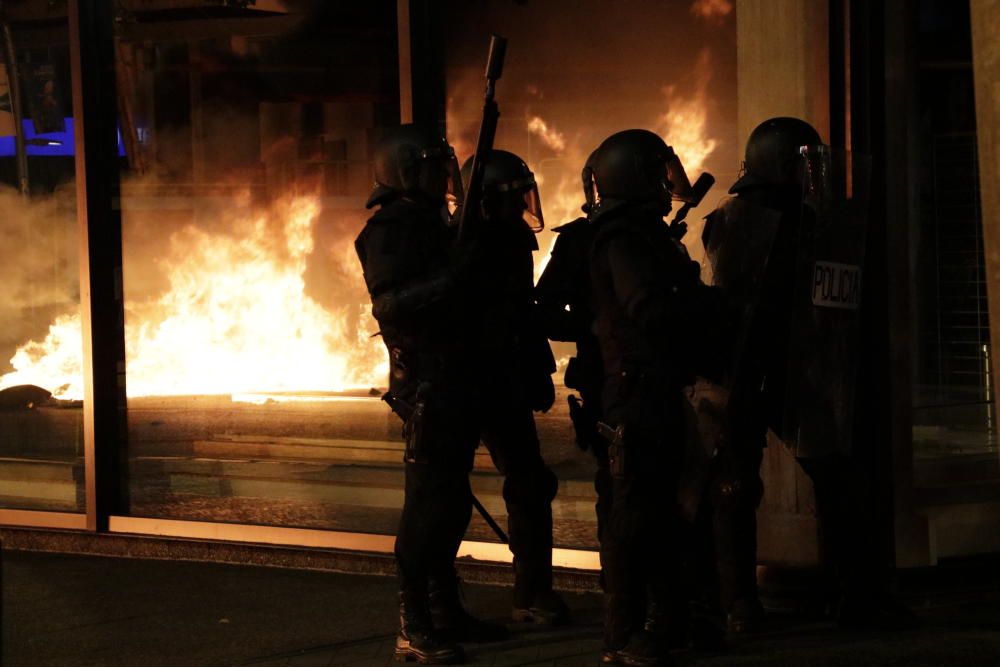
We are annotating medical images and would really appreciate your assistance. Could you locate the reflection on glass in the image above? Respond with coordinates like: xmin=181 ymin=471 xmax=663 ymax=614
xmin=0 ymin=31 xmax=84 ymax=512
xmin=910 ymin=5 xmax=995 ymax=474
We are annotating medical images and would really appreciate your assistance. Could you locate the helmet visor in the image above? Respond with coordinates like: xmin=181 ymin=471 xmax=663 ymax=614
xmin=666 ymin=153 xmax=695 ymax=203
xmin=495 ymin=172 xmax=544 ymax=232
xmin=522 ymin=184 xmax=544 ymax=232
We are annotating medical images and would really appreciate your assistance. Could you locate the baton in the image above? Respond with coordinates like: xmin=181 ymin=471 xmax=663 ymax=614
xmin=471 ymin=494 xmax=509 ymax=544
xmin=382 ymin=391 xmax=510 ymax=544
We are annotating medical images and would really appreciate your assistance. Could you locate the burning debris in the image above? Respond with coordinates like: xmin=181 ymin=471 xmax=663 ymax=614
xmin=0 ymin=314 xmax=83 ymax=400
xmin=0 ymin=384 xmax=51 ymax=411
xmin=690 ymin=0 xmax=734 ymax=24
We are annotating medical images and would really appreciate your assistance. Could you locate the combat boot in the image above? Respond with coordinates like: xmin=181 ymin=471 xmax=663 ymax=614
xmin=512 ymin=587 xmax=571 ymax=626
xmin=645 ymin=605 xmax=726 ymax=652
xmin=428 ymin=576 xmax=509 ymax=643
xmin=726 ymin=596 xmax=765 ymax=634
xmin=601 ymin=630 xmax=674 ymax=666
xmin=395 ymin=590 xmax=465 ymax=664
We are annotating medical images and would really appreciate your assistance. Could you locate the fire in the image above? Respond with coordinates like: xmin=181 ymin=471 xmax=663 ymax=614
xmin=657 ymin=49 xmax=718 ymax=175
xmin=690 ymin=0 xmax=733 ymax=23
xmin=0 ymin=195 xmax=388 ymax=400
xmin=0 ymin=313 xmax=84 ymax=400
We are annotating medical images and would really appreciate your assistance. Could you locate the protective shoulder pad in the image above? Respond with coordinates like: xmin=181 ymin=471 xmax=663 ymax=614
xmin=551 ymin=217 xmax=589 ymax=234
xmin=591 ymin=215 xmax=636 ymax=251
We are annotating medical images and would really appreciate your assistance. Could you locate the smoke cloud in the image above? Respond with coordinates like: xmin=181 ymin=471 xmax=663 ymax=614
xmin=0 ymin=185 xmax=78 ymax=374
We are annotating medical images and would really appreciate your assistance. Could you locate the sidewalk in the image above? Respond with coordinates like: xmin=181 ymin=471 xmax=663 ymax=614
xmin=6 ymin=550 xmax=1000 ymax=666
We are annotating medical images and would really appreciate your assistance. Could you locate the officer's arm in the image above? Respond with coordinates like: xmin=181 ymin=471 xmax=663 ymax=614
xmin=371 ymin=275 xmax=456 ymax=323
xmin=358 ymin=220 xmax=457 ymax=325
xmin=605 ymin=233 xmax=684 ymax=340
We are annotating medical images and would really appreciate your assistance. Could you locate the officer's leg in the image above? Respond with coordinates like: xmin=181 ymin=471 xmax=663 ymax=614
xmin=712 ymin=441 xmax=765 ymax=632
xmin=425 ymin=421 xmax=509 ymax=643
xmin=395 ymin=459 xmax=467 ymax=663
xmin=480 ymin=408 xmax=557 ymax=590
xmin=481 ymin=405 xmax=567 ymax=624
xmin=605 ymin=394 xmax=685 ymax=664
xmin=599 ymin=381 xmax=646 ymax=653
xmin=645 ymin=390 xmax=708 ymax=646
xmin=601 ymin=468 xmax=647 ymax=653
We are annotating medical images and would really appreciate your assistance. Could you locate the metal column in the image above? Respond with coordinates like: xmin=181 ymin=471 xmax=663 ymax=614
xmin=68 ymin=0 xmax=129 ymax=531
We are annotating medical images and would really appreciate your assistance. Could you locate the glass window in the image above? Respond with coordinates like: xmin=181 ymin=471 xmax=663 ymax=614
xmin=0 ymin=26 xmax=85 ymax=513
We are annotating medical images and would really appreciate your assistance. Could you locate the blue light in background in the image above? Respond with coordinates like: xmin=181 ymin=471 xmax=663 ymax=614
xmin=0 ymin=118 xmax=126 ymax=157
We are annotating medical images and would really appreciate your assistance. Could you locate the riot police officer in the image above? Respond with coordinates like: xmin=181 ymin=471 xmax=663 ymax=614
xmin=355 ymin=124 xmax=504 ymax=665
xmin=458 ymin=149 xmax=570 ymax=626
xmin=703 ymin=117 xmax=911 ymax=632
xmin=586 ymin=129 xmax=723 ymax=666
xmin=697 ymin=117 xmax=821 ymax=633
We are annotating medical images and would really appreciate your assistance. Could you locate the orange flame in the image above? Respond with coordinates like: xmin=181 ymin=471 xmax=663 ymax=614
xmin=690 ymin=0 xmax=733 ymax=23
xmin=0 ymin=313 xmax=84 ymax=399
xmin=0 ymin=195 xmax=388 ymax=400
xmin=657 ymin=48 xmax=718 ymax=174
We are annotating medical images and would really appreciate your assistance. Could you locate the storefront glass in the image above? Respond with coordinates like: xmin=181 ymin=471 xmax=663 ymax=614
xmin=0 ymin=22 xmax=85 ymax=513
xmin=114 ymin=4 xmax=408 ymax=534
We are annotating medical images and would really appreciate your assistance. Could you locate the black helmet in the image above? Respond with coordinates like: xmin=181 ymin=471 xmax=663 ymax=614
xmin=460 ymin=149 xmax=544 ymax=231
xmin=590 ymin=129 xmax=679 ymax=216
xmin=366 ymin=124 xmax=464 ymax=209
xmin=729 ymin=117 xmax=822 ymax=194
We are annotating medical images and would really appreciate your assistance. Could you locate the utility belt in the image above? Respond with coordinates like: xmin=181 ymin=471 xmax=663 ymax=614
xmin=597 ymin=421 xmax=627 ymax=478
xmin=382 ymin=382 xmax=432 ymax=464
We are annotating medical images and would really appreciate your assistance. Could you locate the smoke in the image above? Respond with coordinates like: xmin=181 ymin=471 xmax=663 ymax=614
xmin=0 ymin=185 xmax=79 ymax=374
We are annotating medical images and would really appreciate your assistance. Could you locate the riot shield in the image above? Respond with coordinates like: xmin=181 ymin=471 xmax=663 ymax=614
xmin=781 ymin=146 xmax=870 ymax=458
xmin=701 ymin=197 xmax=782 ymax=386
xmin=678 ymin=197 xmax=780 ymax=520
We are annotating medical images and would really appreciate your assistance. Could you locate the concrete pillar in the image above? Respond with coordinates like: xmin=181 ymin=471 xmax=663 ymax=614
xmin=736 ymin=0 xmax=830 ymax=144
xmin=970 ymin=0 xmax=1000 ymax=411
xmin=735 ymin=0 xmax=831 ymax=564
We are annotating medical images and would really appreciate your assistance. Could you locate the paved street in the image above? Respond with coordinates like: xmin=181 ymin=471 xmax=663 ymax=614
xmin=7 ymin=550 xmax=1000 ymax=666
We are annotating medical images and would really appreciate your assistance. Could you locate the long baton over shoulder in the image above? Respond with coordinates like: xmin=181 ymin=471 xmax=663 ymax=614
xmin=457 ymin=34 xmax=507 ymax=244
